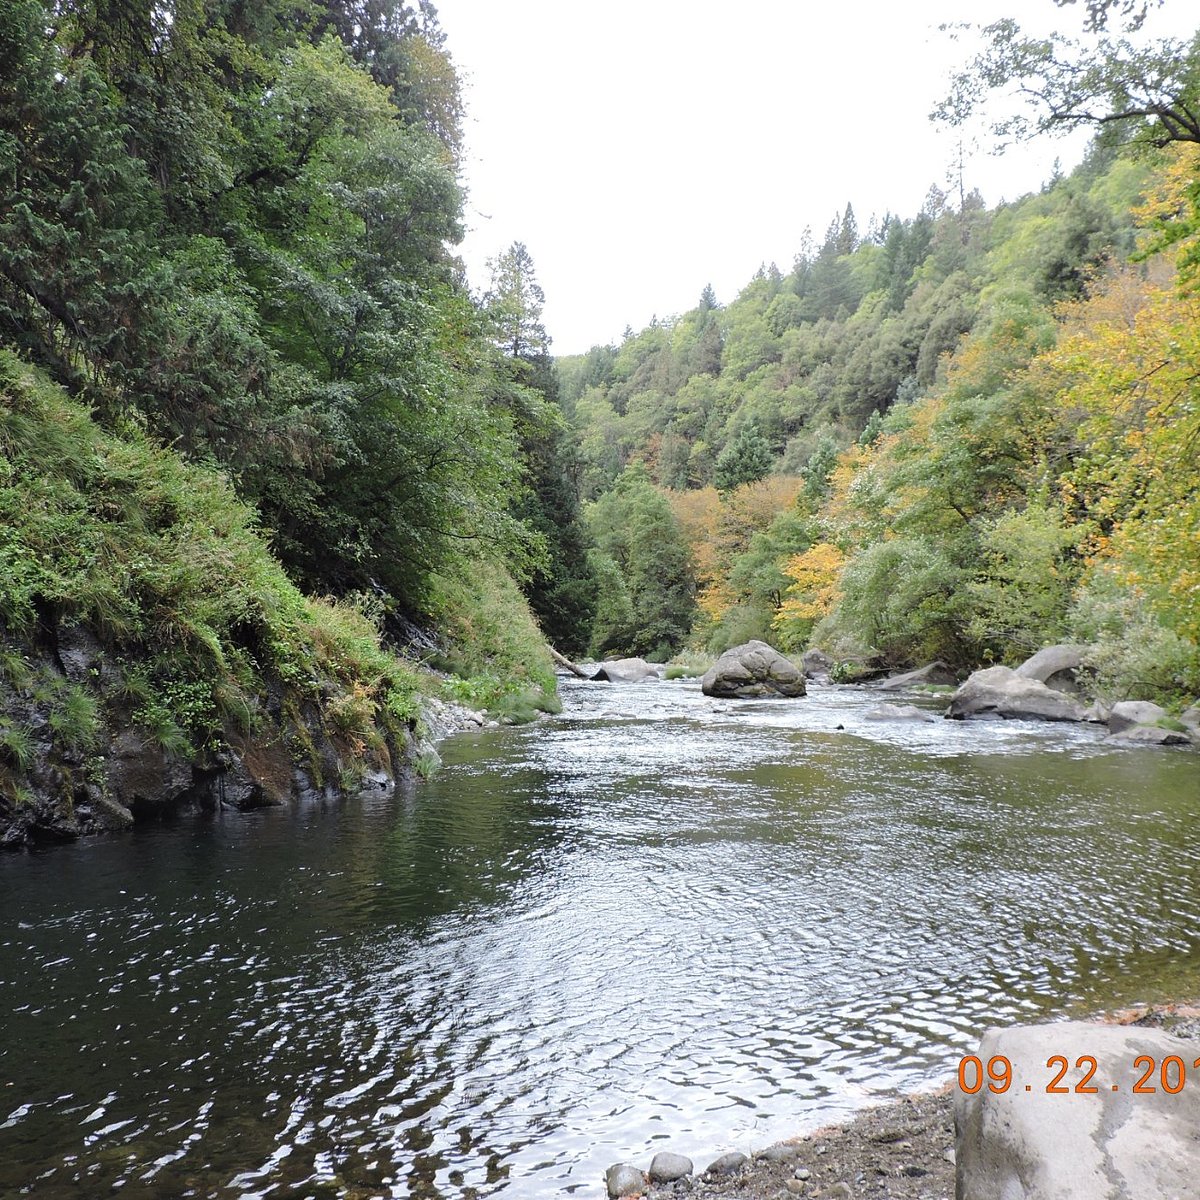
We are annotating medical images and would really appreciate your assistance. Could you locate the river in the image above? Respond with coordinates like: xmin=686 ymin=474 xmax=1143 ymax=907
xmin=1 ymin=677 xmax=1198 ymax=1197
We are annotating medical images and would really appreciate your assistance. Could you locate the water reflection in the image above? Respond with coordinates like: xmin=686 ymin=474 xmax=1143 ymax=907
xmin=1 ymin=678 xmax=1198 ymax=1197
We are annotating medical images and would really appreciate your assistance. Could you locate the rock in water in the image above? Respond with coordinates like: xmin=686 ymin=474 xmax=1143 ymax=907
xmin=946 ymin=666 xmax=1086 ymax=722
xmin=604 ymin=1162 xmax=646 ymax=1197
xmin=591 ymin=657 xmax=663 ymax=683
xmin=800 ymin=647 xmax=834 ymax=678
xmin=648 ymin=1150 xmax=693 ymax=1182
xmin=956 ymin=1022 xmax=1200 ymax=1199
xmin=864 ymin=704 xmax=937 ymax=722
xmin=700 ymin=640 xmax=806 ymax=699
xmin=1013 ymin=644 xmax=1090 ymax=693
xmin=1107 ymin=700 xmax=1169 ymax=734
xmin=876 ymin=661 xmax=957 ymax=691
xmin=1108 ymin=724 xmax=1192 ymax=746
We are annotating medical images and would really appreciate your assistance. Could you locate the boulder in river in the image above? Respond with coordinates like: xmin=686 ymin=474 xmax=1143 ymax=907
xmin=864 ymin=704 xmax=937 ymax=723
xmin=946 ymin=666 xmax=1086 ymax=722
xmin=700 ymin=640 xmax=806 ymax=699
xmin=1108 ymin=700 xmax=1169 ymax=734
xmin=876 ymin=661 xmax=957 ymax=691
xmin=591 ymin=657 xmax=664 ymax=683
xmin=1108 ymin=724 xmax=1193 ymax=746
xmin=956 ymin=1021 xmax=1200 ymax=1200
xmin=1013 ymin=644 xmax=1090 ymax=694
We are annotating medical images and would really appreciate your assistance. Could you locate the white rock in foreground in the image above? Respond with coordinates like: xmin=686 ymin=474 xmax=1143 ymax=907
xmin=956 ymin=1021 xmax=1200 ymax=1199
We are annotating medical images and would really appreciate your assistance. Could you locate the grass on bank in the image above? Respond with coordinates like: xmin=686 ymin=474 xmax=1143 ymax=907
xmin=0 ymin=352 xmax=558 ymax=807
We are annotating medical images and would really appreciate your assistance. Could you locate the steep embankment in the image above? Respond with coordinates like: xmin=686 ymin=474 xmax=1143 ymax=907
xmin=0 ymin=353 xmax=554 ymax=845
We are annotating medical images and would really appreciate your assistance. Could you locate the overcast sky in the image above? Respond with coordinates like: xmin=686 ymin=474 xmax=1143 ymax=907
xmin=432 ymin=1 xmax=1194 ymax=355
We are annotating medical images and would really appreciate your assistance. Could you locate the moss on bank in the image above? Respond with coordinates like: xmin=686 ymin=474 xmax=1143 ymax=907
xmin=0 ymin=353 xmax=556 ymax=842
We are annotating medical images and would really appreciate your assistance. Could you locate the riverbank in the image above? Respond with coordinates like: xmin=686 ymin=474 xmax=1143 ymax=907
xmin=632 ymin=1003 xmax=1200 ymax=1200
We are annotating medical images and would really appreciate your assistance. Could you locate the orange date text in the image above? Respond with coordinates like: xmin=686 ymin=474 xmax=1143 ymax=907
xmin=957 ymin=1053 xmax=1200 ymax=1096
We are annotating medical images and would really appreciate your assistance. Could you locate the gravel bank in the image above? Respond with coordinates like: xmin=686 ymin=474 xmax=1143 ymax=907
xmin=628 ymin=1004 xmax=1200 ymax=1200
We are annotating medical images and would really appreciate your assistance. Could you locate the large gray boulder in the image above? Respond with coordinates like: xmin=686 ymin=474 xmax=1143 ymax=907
xmin=956 ymin=1021 xmax=1200 ymax=1199
xmin=591 ymin=657 xmax=664 ymax=683
xmin=1108 ymin=700 xmax=1169 ymax=734
xmin=876 ymin=661 xmax=957 ymax=691
xmin=946 ymin=666 xmax=1086 ymax=722
xmin=700 ymin=641 xmax=806 ymax=699
xmin=1014 ymin=644 xmax=1090 ymax=693
xmin=1106 ymin=701 xmax=1195 ymax=746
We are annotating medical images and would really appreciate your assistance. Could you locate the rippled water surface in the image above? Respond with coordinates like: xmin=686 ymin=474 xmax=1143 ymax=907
xmin=2 ymin=679 xmax=1199 ymax=1197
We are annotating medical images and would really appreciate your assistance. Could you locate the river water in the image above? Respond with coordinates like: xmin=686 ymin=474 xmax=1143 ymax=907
xmin=1 ymin=678 xmax=1198 ymax=1197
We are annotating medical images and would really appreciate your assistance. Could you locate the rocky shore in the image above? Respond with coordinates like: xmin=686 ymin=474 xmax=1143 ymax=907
xmin=606 ymin=1004 xmax=1200 ymax=1200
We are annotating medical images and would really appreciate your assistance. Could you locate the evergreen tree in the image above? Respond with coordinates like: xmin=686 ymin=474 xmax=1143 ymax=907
xmin=714 ymin=426 xmax=773 ymax=492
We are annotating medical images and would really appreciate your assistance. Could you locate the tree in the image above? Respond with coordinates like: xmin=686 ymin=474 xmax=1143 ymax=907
xmin=585 ymin=467 xmax=696 ymax=658
xmin=484 ymin=241 xmax=550 ymax=360
xmin=936 ymin=19 xmax=1200 ymax=150
xmin=713 ymin=425 xmax=773 ymax=492
xmin=1052 ymin=0 xmax=1162 ymax=33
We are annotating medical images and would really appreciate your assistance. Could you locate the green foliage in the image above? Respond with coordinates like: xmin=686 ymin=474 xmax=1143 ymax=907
xmin=937 ymin=18 xmax=1200 ymax=151
xmin=585 ymin=468 xmax=697 ymax=658
xmin=965 ymin=504 xmax=1080 ymax=660
xmin=0 ymin=722 xmax=33 ymax=772
xmin=713 ymin=426 xmax=773 ymax=492
xmin=819 ymin=536 xmax=974 ymax=667
xmin=0 ymin=354 xmax=442 ymax=781
xmin=0 ymin=1 xmax=539 ymax=632
xmin=426 ymin=558 xmax=558 ymax=721
xmin=1069 ymin=568 xmax=1200 ymax=704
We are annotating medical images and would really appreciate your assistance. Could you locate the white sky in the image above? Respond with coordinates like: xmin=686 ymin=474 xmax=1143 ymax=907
xmin=432 ymin=1 xmax=1196 ymax=355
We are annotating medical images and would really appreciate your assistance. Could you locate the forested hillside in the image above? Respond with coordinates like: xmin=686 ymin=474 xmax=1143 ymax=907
xmin=558 ymin=17 xmax=1200 ymax=704
xmin=2 ymin=0 xmax=1197 ymax=842
xmin=0 ymin=0 xmax=577 ymax=840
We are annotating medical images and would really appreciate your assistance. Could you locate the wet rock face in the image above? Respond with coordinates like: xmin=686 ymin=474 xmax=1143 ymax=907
xmin=956 ymin=1022 xmax=1200 ymax=1200
xmin=1107 ymin=700 xmax=1169 ymax=734
xmin=864 ymin=703 xmax=937 ymax=723
xmin=800 ymin=648 xmax=834 ymax=679
xmin=700 ymin=641 xmax=805 ymax=699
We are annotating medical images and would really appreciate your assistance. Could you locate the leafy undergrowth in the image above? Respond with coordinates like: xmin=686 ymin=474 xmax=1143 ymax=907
xmin=0 ymin=353 xmax=557 ymax=824
xmin=427 ymin=559 xmax=560 ymax=722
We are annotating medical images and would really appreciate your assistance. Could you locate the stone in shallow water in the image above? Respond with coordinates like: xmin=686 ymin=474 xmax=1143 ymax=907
xmin=863 ymin=703 xmax=936 ymax=723
xmin=876 ymin=661 xmax=958 ymax=691
xmin=1107 ymin=724 xmax=1192 ymax=746
xmin=700 ymin=640 xmax=805 ymax=699
xmin=946 ymin=665 xmax=1086 ymax=722
xmin=648 ymin=1150 xmax=693 ymax=1182
xmin=1108 ymin=699 xmax=1169 ymax=733
xmin=605 ymin=1162 xmax=646 ymax=1197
